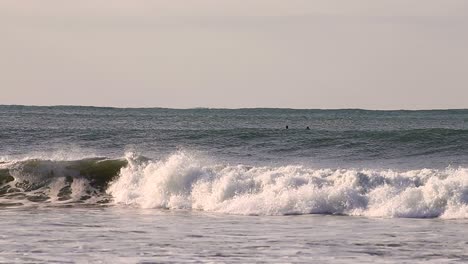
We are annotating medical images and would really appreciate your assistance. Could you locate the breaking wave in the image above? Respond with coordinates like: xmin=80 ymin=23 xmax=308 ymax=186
xmin=1 ymin=151 xmax=468 ymax=219
xmin=0 ymin=157 xmax=127 ymax=206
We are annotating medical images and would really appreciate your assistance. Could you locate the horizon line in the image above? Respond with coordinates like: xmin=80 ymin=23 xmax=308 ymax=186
xmin=0 ymin=104 xmax=467 ymax=111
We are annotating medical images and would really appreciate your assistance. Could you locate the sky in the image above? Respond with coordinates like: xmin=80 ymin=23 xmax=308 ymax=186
xmin=1 ymin=0 xmax=468 ymax=109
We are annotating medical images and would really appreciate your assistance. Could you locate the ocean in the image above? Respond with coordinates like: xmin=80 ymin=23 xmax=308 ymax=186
xmin=1 ymin=105 xmax=467 ymax=263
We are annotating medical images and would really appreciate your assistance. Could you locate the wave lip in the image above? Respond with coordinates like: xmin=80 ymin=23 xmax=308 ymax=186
xmin=0 ymin=158 xmax=127 ymax=206
xmin=107 ymin=151 xmax=468 ymax=219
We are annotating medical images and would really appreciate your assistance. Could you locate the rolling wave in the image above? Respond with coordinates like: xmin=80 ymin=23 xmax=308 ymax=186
xmin=1 ymin=151 xmax=467 ymax=219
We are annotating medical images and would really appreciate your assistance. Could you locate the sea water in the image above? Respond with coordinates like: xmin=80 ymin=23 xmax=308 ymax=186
xmin=0 ymin=106 xmax=467 ymax=263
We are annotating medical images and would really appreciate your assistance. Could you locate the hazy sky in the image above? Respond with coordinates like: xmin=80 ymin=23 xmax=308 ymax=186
xmin=1 ymin=1 xmax=468 ymax=109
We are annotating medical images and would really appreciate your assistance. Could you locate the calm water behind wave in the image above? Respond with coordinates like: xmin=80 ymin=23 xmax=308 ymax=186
xmin=1 ymin=105 xmax=468 ymax=168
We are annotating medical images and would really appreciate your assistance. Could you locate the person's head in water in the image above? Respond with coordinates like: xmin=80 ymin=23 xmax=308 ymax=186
xmin=286 ymin=125 xmax=289 ymax=129
xmin=306 ymin=126 xmax=310 ymax=130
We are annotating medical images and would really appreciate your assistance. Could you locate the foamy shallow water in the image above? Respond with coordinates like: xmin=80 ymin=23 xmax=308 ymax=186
xmin=1 ymin=207 xmax=467 ymax=263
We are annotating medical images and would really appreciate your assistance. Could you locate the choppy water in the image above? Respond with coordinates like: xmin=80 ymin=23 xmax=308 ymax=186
xmin=1 ymin=105 xmax=467 ymax=263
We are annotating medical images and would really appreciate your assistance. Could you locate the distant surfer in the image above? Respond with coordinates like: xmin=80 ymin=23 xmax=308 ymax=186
xmin=306 ymin=126 xmax=310 ymax=130
xmin=286 ymin=125 xmax=289 ymax=129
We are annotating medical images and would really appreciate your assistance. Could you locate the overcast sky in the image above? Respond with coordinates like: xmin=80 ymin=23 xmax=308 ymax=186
xmin=1 ymin=1 xmax=467 ymax=109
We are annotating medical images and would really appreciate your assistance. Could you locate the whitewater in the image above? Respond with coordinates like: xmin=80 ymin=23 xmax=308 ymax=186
xmin=2 ymin=151 xmax=468 ymax=219
xmin=1 ymin=106 xmax=467 ymax=263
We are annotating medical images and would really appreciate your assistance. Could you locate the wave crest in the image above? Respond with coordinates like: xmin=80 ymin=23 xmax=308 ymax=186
xmin=2 ymin=151 xmax=467 ymax=218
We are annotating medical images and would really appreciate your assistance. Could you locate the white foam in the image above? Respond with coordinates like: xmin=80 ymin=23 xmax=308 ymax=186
xmin=107 ymin=151 xmax=468 ymax=218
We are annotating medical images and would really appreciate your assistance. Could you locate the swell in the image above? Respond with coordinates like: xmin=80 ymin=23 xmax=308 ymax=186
xmin=173 ymin=128 xmax=468 ymax=160
xmin=154 ymin=127 xmax=468 ymax=148
xmin=2 ymin=128 xmax=467 ymax=167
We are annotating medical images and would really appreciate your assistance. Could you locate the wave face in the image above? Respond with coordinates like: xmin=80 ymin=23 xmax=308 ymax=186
xmin=0 ymin=158 xmax=127 ymax=206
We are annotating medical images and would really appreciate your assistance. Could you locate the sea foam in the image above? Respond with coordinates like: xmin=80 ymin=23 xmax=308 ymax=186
xmin=107 ymin=151 xmax=468 ymax=219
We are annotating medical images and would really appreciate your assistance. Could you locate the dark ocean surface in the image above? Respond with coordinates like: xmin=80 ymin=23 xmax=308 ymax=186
xmin=2 ymin=105 xmax=467 ymax=168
